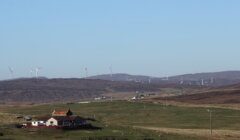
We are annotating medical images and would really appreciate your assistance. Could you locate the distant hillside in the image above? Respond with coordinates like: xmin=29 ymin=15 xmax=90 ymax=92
xmin=0 ymin=78 xmax=162 ymax=104
xmin=88 ymin=73 xmax=175 ymax=85
xmin=88 ymin=73 xmax=153 ymax=82
xmin=89 ymin=71 xmax=240 ymax=87
xmin=2 ymin=71 xmax=240 ymax=104
xmin=161 ymin=89 xmax=240 ymax=104
xmin=153 ymin=82 xmax=240 ymax=104
xmin=169 ymin=71 xmax=240 ymax=86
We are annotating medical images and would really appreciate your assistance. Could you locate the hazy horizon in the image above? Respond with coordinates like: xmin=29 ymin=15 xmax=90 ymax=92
xmin=1 ymin=0 xmax=240 ymax=80
xmin=2 ymin=70 xmax=240 ymax=81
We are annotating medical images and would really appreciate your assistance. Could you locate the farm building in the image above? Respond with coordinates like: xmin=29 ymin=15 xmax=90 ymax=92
xmin=46 ymin=116 xmax=86 ymax=127
xmin=25 ymin=108 xmax=87 ymax=129
xmin=31 ymin=121 xmax=45 ymax=126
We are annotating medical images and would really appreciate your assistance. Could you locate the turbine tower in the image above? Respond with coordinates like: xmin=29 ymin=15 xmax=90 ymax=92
xmin=210 ymin=77 xmax=214 ymax=84
xmin=201 ymin=79 xmax=204 ymax=86
xmin=30 ymin=69 xmax=34 ymax=77
xmin=35 ymin=67 xmax=41 ymax=79
xmin=85 ymin=67 xmax=88 ymax=78
xmin=180 ymin=77 xmax=184 ymax=85
xmin=148 ymin=78 xmax=151 ymax=84
xmin=109 ymin=65 xmax=113 ymax=80
xmin=8 ymin=67 xmax=14 ymax=79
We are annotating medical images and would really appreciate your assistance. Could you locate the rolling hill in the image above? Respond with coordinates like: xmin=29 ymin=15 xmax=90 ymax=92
xmin=88 ymin=71 xmax=240 ymax=87
xmin=164 ymin=89 xmax=240 ymax=104
xmin=169 ymin=71 xmax=240 ymax=86
xmin=88 ymin=73 xmax=152 ymax=82
xmin=0 ymin=78 xmax=162 ymax=104
xmin=153 ymin=83 xmax=240 ymax=104
xmin=1 ymin=71 xmax=240 ymax=104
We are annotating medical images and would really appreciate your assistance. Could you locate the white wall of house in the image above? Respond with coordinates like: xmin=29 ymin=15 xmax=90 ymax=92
xmin=32 ymin=121 xmax=39 ymax=126
xmin=46 ymin=118 xmax=58 ymax=126
xmin=31 ymin=121 xmax=45 ymax=126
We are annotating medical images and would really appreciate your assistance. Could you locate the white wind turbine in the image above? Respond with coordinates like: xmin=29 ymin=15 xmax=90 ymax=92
xmin=166 ymin=76 xmax=169 ymax=81
xmin=180 ymin=77 xmax=184 ymax=85
xmin=201 ymin=79 xmax=204 ymax=86
xmin=30 ymin=69 xmax=34 ymax=77
xmin=85 ymin=67 xmax=88 ymax=78
xmin=8 ymin=67 xmax=14 ymax=79
xmin=35 ymin=67 xmax=42 ymax=79
xmin=109 ymin=65 xmax=113 ymax=80
xmin=210 ymin=77 xmax=214 ymax=84
xmin=148 ymin=77 xmax=151 ymax=84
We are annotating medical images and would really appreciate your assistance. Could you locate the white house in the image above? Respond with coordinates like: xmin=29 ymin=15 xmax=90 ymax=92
xmin=46 ymin=117 xmax=58 ymax=126
xmin=29 ymin=109 xmax=87 ymax=128
xmin=94 ymin=97 xmax=101 ymax=100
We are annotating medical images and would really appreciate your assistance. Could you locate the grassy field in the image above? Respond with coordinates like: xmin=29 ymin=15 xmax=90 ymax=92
xmin=0 ymin=101 xmax=240 ymax=140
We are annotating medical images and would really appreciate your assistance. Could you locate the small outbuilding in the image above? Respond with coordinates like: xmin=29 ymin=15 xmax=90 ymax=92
xmin=31 ymin=121 xmax=45 ymax=126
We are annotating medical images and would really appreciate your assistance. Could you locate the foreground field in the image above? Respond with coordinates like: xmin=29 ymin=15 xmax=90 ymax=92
xmin=0 ymin=101 xmax=240 ymax=140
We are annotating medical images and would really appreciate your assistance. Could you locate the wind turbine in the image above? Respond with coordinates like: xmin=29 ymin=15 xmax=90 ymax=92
xmin=148 ymin=77 xmax=151 ymax=84
xmin=166 ymin=76 xmax=169 ymax=80
xmin=85 ymin=67 xmax=88 ymax=78
xmin=210 ymin=77 xmax=214 ymax=84
xmin=201 ymin=79 xmax=204 ymax=86
xmin=8 ymin=67 xmax=14 ymax=79
xmin=180 ymin=77 xmax=184 ymax=85
xmin=30 ymin=69 xmax=34 ymax=77
xmin=109 ymin=65 xmax=113 ymax=80
xmin=35 ymin=67 xmax=42 ymax=79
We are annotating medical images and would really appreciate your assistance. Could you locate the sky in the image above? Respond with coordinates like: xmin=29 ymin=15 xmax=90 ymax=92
xmin=0 ymin=0 xmax=240 ymax=80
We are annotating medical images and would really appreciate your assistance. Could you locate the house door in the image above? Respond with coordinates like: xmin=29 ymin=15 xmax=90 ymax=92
xmin=50 ymin=121 xmax=54 ymax=126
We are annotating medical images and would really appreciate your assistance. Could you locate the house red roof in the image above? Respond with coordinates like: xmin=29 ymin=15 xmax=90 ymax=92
xmin=53 ymin=111 xmax=67 ymax=115
xmin=52 ymin=109 xmax=73 ymax=116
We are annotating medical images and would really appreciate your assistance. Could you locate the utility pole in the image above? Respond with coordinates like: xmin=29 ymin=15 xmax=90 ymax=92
xmin=165 ymin=97 xmax=167 ymax=107
xmin=207 ymin=109 xmax=213 ymax=136
xmin=163 ymin=97 xmax=167 ymax=108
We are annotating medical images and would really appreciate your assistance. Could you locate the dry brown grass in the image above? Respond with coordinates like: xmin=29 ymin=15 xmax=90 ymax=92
xmin=0 ymin=112 xmax=20 ymax=124
xmin=134 ymin=126 xmax=240 ymax=140
xmin=144 ymin=100 xmax=240 ymax=110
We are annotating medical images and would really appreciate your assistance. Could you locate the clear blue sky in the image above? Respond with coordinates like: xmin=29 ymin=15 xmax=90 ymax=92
xmin=0 ymin=0 xmax=240 ymax=80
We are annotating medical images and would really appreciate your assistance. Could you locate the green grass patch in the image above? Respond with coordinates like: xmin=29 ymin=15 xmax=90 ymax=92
xmin=0 ymin=101 xmax=239 ymax=139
